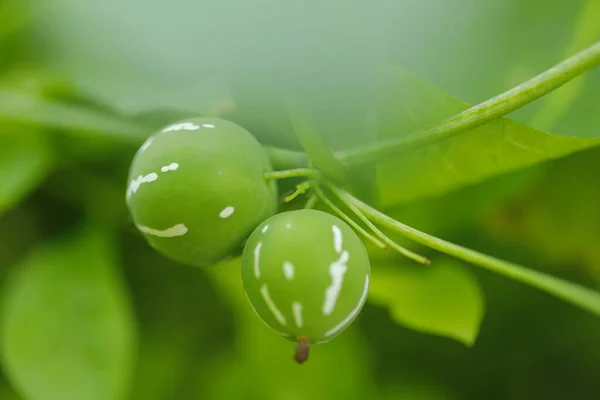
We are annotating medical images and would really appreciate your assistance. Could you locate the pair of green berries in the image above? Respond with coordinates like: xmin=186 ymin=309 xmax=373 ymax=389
xmin=126 ymin=117 xmax=371 ymax=362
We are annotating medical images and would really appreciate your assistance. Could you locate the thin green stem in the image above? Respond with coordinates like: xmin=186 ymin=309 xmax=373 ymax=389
xmin=312 ymin=185 xmax=387 ymax=250
xmin=304 ymin=194 xmax=318 ymax=209
xmin=336 ymin=40 xmax=600 ymax=166
xmin=283 ymin=182 xmax=311 ymax=203
xmin=283 ymin=189 xmax=303 ymax=203
xmin=263 ymin=146 xmax=310 ymax=170
xmin=345 ymin=192 xmax=600 ymax=318
xmin=323 ymin=181 xmax=430 ymax=265
xmin=264 ymin=168 xmax=319 ymax=181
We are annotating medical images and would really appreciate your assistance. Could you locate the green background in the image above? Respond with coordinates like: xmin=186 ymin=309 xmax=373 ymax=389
xmin=1 ymin=0 xmax=600 ymax=399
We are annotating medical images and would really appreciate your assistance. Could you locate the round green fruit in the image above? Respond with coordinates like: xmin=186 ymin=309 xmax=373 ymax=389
xmin=126 ymin=117 xmax=278 ymax=267
xmin=241 ymin=209 xmax=371 ymax=344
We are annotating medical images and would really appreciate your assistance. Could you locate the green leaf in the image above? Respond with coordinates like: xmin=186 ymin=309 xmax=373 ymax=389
xmin=379 ymin=378 xmax=459 ymax=400
xmin=28 ymin=0 xmax=233 ymax=116
xmin=286 ymin=100 xmax=346 ymax=183
xmin=385 ymin=0 xmax=600 ymax=139
xmin=0 ymin=131 xmax=53 ymax=216
xmin=353 ymin=194 xmax=600 ymax=320
xmin=0 ymin=91 xmax=149 ymax=142
xmin=368 ymin=259 xmax=485 ymax=346
xmin=365 ymin=164 xmax=546 ymax=265
xmin=123 ymin=245 xmax=234 ymax=400
xmin=0 ymin=0 xmax=28 ymax=41
xmin=374 ymin=66 xmax=600 ymax=207
xmin=486 ymin=147 xmax=600 ymax=283
xmin=528 ymin=1 xmax=600 ymax=132
xmin=0 ymin=227 xmax=137 ymax=400
xmin=0 ymin=381 xmax=22 ymax=400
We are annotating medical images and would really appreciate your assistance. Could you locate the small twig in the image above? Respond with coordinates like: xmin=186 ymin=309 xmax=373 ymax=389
xmin=264 ymin=168 xmax=320 ymax=181
xmin=283 ymin=182 xmax=311 ymax=203
xmin=313 ymin=185 xmax=387 ymax=250
xmin=340 ymin=187 xmax=600 ymax=318
xmin=323 ymin=181 xmax=430 ymax=265
xmin=304 ymin=194 xmax=319 ymax=209
xmin=263 ymin=146 xmax=310 ymax=170
xmin=335 ymin=41 xmax=600 ymax=166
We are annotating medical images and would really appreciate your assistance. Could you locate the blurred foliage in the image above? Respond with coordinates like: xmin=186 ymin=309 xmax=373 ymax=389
xmin=0 ymin=0 xmax=600 ymax=400
xmin=373 ymin=66 xmax=600 ymax=206
xmin=0 ymin=228 xmax=136 ymax=400
xmin=0 ymin=131 xmax=53 ymax=215
xmin=486 ymin=147 xmax=600 ymax=283
xmin=369 ymin=259 xmax=484 ymax=346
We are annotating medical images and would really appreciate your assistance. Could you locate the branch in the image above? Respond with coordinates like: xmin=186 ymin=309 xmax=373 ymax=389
xmin=336 ymin=40 xmax=600 ymax=166
xmin=344 ymin=192 xmax=600 ymax=318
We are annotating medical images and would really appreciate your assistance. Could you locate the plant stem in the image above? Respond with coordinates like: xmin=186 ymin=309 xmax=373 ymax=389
xmin=263 ymin=146 xmax=309 ymax=170
xmin=336 ymin=40 xmax=600 ymax=166
xmin=304 ymin=194 xmax=318 ymax=209
xmin=264 ymin=168 xmax=319 ymax=181
xmin=342 ymin=190 xmax=600 ymax=317
xmin=322 ymin=182 xmax=430 ymax=265
xmin=264 ymin=165 xmax=600 ymax=316
xmin=313 ymin=185 xmax=387 ymax=250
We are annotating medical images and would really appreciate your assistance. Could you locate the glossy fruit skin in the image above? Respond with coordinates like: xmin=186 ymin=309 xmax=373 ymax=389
xmin=241 ymin=209 xmax=371 ymax=343
xmin=127 ymin=117 xmax=278 ymax=267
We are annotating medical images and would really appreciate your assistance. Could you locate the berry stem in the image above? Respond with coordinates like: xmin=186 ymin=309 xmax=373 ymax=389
xmin=334 ymin=40 xmax=600 ymax=166
xmin=295 ymin=338 xmax=310 ymax=364
xmin=304 ymin=194 xmax=319 ymax=209
xmin=313 ymin=185 xmax=387 ymax=250
xmin=283 ymin=182 xmax=311 ymax=203
xmin=335 ymin=187 xmax=600 ymax=318
xmin=263 ymin=146 xmax=309 ymax=170
xmin=264 ymin=168 xmax=320 ymax=181
xmin=322 ymin=181 xmax=430 ymax=265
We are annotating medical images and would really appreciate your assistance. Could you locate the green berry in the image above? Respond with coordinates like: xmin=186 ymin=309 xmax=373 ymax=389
xmin=126 ymin=117 xmax=278 ymax=267
xmin=241 ymin=209 xmax=371 ymax=344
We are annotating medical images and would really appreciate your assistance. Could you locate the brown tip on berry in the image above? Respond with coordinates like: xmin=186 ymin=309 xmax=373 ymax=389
xmin=294 ymin=337 xmax=310 ymax=364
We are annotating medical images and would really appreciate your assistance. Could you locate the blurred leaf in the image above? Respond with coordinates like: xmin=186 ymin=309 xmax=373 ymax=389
xmin=0 ymin=131 xmax=53 ymax=216
xmin=0 ymin=0 xmax=29 ymax=41
xmin=387 ymin=0 xmax=600 ymax=138
xmin=486 ymin=147 xmax=600 ymax=283
xmin=529 ymin=1 xmax=600 ymax=132
xmin=366 ymin=163 xmax=547 ymax=263
xmin=0 ymin=90 xmax=149 ymax=141
xmin=0 ymin=380 xmax=21 ymax=400
xmin=0 ymin=204 xmax=43 ymax=278
xmin=200 ymin=260 xmax=376 ymax=400
xmin=122 ymin=238 xmax=234 ymax=400
xmin=227 ymin=83 xmax=300 ymax=150
xmin=28 ymin=0 xmax=240 ymax=115
xmin=0 ymin=227 xmax=137 ymax=400
xmin=378 ymin=377 xmax=458 ymax=400
xmin=31 ymin=0 xmax=386 ymax=150
xmin=374 ymin=66 xmax=600 ymax=207
xmin=286 ymin=100 xmax=346 ymax=183
xmin=368 ymin=259 xmax=485 ymax=346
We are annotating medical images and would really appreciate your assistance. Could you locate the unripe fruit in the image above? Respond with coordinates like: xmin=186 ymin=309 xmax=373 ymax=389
xmin=241 ymin=209 xmax=371 ymax=346
xmin=126 ymin=117 xmax=278 ymax=267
